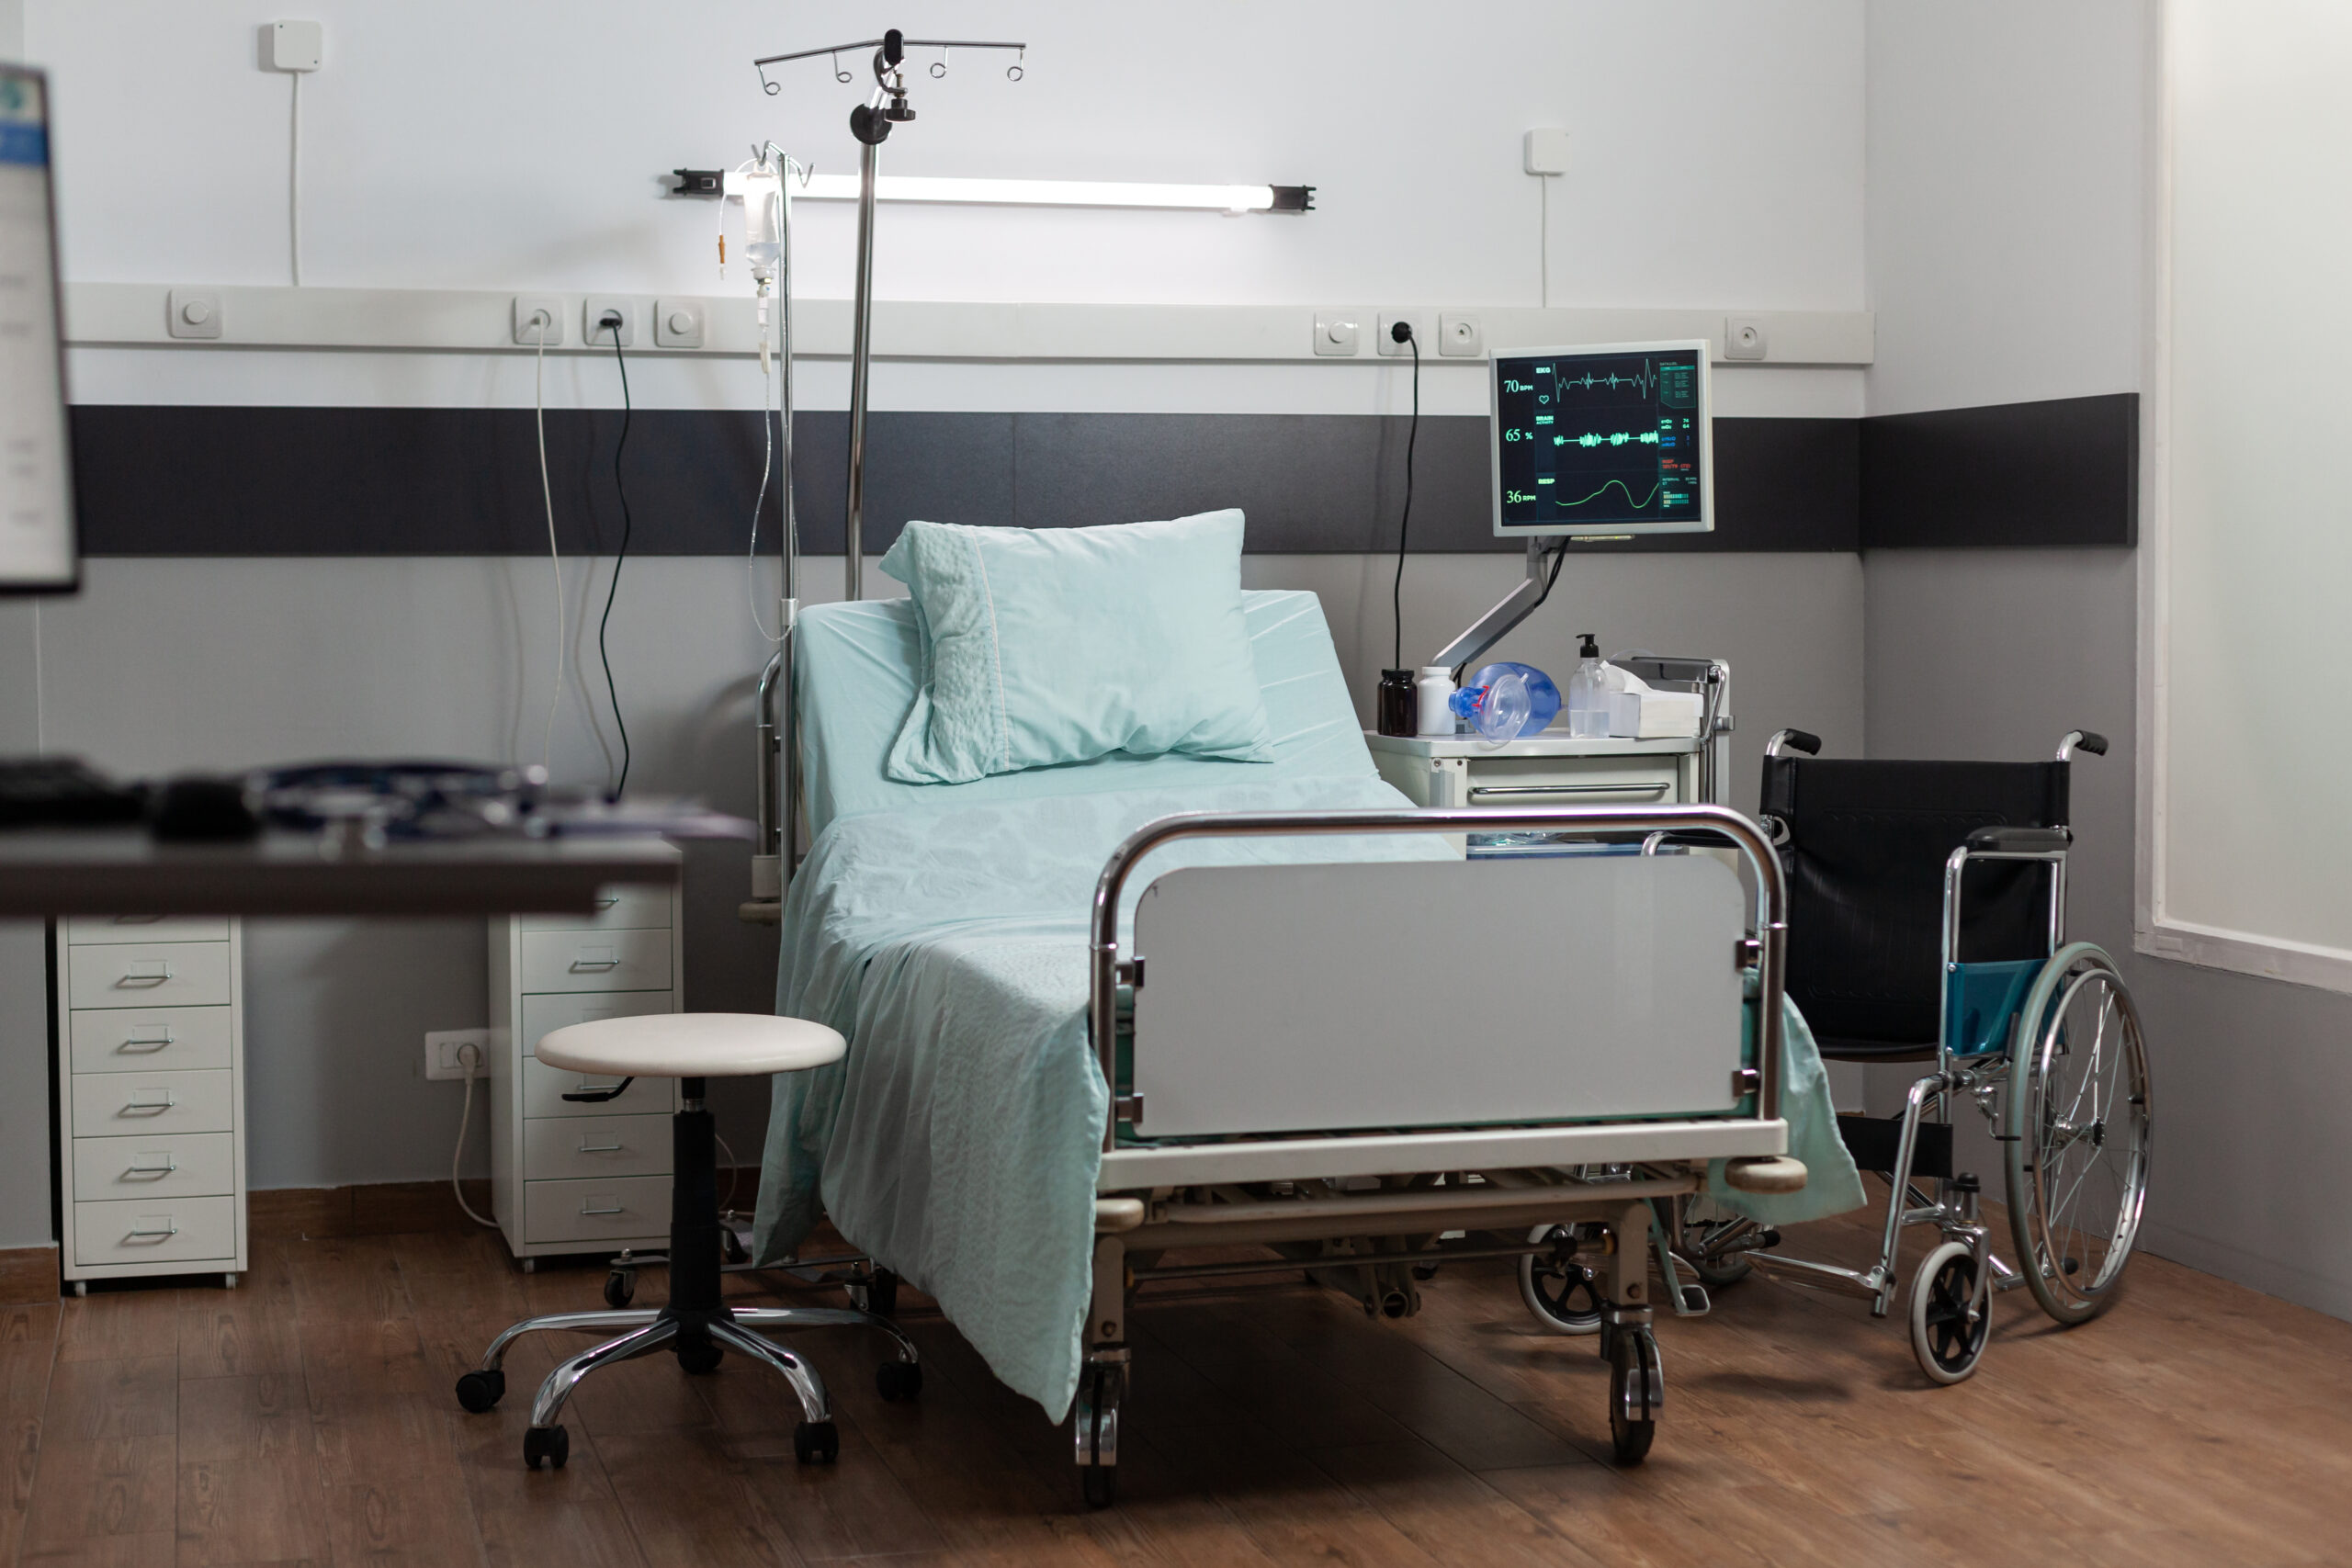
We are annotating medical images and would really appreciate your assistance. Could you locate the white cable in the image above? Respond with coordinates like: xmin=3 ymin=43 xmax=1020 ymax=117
xmin=452 ymin=1044 xmax=498 ymax=1229
xmin=1538 ymin=175 xmax=1548 ymax=310
xmin=533 ymin=313 xmax=564 ymax=774
xmin=288 ymin=72 xmax=302 ymax=286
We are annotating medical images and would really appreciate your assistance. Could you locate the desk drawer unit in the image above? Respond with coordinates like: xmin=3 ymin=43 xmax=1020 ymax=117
xmin=55 ymin=920 xmax=247 ymax=1286
xmin=69 ymin=1005 xmax=233 ymax=1075
xmin=489 ymin=869 xmax=684 ymax=1261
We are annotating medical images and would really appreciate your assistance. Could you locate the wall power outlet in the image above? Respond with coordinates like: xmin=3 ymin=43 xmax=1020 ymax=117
xmin=424 ymin=1028 xmax=491 ymax=1081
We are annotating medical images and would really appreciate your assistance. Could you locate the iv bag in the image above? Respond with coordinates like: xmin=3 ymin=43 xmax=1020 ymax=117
xmin=740 ymin=165 xmax=784 ymax=288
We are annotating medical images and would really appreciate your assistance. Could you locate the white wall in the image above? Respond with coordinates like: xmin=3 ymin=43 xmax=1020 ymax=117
xmin=0 ymin=1 xmax=1873 ymax=1245
xmin=1866 ymin=0 xmax=2352 ymax=1322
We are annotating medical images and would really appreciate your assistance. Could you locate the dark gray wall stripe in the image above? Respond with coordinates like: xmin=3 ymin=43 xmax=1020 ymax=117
xmin=65 ymin=394 xmax=2132 ymax=557
xmin=67 ymin=407 xmax=1857 ymax=557
xmin=1860 ymin=392 xmax=2137 ymax=548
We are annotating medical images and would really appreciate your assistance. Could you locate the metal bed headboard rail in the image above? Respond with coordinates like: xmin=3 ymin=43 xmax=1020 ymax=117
xmin=1088 ymin=803 xmax=1790 ymax=1156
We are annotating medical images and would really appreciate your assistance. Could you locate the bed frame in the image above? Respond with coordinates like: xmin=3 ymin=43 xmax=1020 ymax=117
xmin=1073 ymin=801 xmax=1801 ymax=1504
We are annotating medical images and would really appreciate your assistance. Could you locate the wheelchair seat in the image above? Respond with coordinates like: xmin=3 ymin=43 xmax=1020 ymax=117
xmin=1760 ymin=746 xmax=2068 ymax=1063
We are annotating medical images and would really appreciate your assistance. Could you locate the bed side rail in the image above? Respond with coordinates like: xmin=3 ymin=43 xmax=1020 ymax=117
xmin=1089 ymin=804 xmax=1789 ymax=1156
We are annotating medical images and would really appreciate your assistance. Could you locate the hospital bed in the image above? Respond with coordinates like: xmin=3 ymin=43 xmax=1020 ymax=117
xmin=754 ymin=588 xmax=1828 ymax=1506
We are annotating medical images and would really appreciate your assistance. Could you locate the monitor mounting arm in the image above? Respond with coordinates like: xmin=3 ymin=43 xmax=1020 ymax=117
xmin=1431 ymin=536 xmax=1559 ymax=672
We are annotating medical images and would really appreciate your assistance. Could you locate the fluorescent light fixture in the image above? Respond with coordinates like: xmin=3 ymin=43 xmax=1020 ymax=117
xmin=744 ymin=172 xmax=1312 ymax=215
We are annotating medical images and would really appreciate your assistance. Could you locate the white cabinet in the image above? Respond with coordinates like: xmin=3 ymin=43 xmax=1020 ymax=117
xmin=54 ymin=920 xmax=246 ymax=1289
xmin=1364 ymin=732 xmax=1710 ymax=809
xmin=487 ymin=873 xmax=682 ymax=1263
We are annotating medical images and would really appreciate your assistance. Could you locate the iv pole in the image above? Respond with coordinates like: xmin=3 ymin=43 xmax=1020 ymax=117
xmin=752 ymin=29 xmax=1029 ymax=604
xmin=742 ymin=31 xmax=1025 ymax=916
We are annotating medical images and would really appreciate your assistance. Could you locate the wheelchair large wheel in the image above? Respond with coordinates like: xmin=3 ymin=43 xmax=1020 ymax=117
xmin=1518 ymin=1224 xmax=1604 ymax=1335
xmin=2004 ymin=943 xmax=2151 ymax=1325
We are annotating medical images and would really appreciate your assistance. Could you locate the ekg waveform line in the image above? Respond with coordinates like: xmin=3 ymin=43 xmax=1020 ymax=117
xmin=1547 ymin=478 xmax=1662 ymax=512
xmin=1540 ymin=359 xmax=1660 ymax=400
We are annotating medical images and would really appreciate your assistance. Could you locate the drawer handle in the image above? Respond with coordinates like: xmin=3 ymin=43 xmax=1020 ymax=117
xmin=569 ymin=946 xmax=620 ymax=971
xmin=580 ymin=1201 xmax=625 ymax=1216
xmin=594 ymin=896 xmax=621 ymax=908
xmin=1466 ymin=781 xmax=1672 ymax=801
xmin=115 ymin=961 xmax=174 ymax=987
xmin=111 ymin=914 xmax=167 ymax=925
xmin=120 ymin=1026 xmax=176 ymax=1051
xmin=122 ymin=1090 xmax=177 ymax=1114
xmin=577 ymin=1139 xmax=625 ymax=1154
xmin=125 ymin=1159 xmax=179 ymax=1177
xmin=126 ymin=1222 xmax=179 ymax=1241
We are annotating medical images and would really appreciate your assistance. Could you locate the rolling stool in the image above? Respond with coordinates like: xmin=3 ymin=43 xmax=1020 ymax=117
xmin=451 ymin=1013 xmax=922 ymax=1470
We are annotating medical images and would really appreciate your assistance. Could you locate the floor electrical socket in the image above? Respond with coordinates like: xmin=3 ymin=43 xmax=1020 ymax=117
xmin=424 ymin=1029 xmax=490 ymax=1081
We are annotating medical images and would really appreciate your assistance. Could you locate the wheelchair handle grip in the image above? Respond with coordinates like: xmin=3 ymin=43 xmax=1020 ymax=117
xmin=2060 ymin=729 xmax=2109 ymax=760
xmin=1766 ymin=728 xmax=1822 ymax=759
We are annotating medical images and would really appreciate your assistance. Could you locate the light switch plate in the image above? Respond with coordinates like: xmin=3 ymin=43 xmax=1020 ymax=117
xmin=1438 ymin=312 xmax=1483 ymax=357
xmin=167 ymin=288 xmax=222 ymax=340
xmin=1313 ymin=310 xmax=1362 ymax=356
xmin=268 ymin=20 xmax=322 ymax=73
xmin=653 ymin=299 xmax=705 ymax=349
xmin=1523 ymin=128 xmax=1570 ymax=175
xmin=512 ymin=296 xmax=563 ymax=346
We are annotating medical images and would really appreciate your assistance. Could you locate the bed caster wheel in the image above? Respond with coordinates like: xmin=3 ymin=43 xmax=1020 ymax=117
xmin=523 ymin=1424 xmax=569 ymax=1470
xmin=603 ymin=1266 xmax=636 ymax=1309
xmin=1607 ymin=1327 xmax=1659 ymax=1465
xmin=676 ymin=1337 xmax=724 ymax=1375
xmin=1910 ymin=1240 xmax=1990 ymax=1385
xmin=454 ymin=1369 xmax=504 ymax=1414
xmin=876 ymin=1359 xmax=923 ymax=1402
xmin=1080 ymin=1463 xmax=1118 ymax=1509
xmin=1519 ymin=1225 xmax=1604 ymax=1336
xmin=794 ymin=1420 xmax=840 ymax=1464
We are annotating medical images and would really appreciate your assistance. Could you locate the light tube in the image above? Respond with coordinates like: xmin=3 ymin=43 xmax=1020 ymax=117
xmin=792 ymin=174 xmax=1310 ymax=215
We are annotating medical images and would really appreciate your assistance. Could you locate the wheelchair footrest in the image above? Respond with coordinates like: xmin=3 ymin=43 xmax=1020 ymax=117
xmin=1836 ymin=1113 xmax=1952 ymax=1180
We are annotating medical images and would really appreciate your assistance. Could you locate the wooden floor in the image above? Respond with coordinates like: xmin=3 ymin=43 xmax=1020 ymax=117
xmin=1 ymin=1209 xmax=2347 ymax=1567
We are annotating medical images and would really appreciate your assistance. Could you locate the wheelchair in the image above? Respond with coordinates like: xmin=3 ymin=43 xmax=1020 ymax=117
xmin=1672 ymin=727 xmax=2153 ymax=1383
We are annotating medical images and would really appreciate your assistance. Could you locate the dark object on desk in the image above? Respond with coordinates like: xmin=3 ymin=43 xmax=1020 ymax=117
xmin=0 ymin=756 xmax=145 ymax=828
xmin=149 ymin=773 xmax=263 ymax=841
xmin=253 ymin=760 xmax=538 ymax=840
xmin=1376 ymin=669 xmax=1416 ymax=737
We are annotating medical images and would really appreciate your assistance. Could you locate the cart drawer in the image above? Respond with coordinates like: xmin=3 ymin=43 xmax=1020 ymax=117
xmin=521 ymin=1056 xmax=674 ymax=1120
xmin=71 ymin=1068 xmax=235 ymax=1139
xmin=517 ymin=928 xmax=672 ymax=995
xmin=517 ymin=886 xmax=672 ymax=933
xmin=68 ymin=915 xmax=232 ymax=945
xmin=67 ymin=942 xmax=233 ymax=1010
xmin=523 ymin=1175 xmax=671 ymax=1246
xmin=520 ymin=991 xmax=671 ymax=1058
xmin=69 ymin=1006 xmax=232 ymax=1075
xmin=1459 ymin=756 xmax=1683 ymax=805
xmin=74 ymin=1195 xmax=237 ymax=1268
xmin=525 ymin=1114 xmax=672 ymax=1181
xmin=72 ymin=1133 xmax=236 ymax=1202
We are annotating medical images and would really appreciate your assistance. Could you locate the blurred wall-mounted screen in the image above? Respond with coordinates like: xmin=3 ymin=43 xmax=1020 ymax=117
xmin=0 ymin=66 xmax=74 ymax=593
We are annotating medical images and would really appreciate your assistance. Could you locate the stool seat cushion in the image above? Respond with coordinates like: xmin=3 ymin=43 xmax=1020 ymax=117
xmin=537 ymin=1012 xmax=845 ymax=1078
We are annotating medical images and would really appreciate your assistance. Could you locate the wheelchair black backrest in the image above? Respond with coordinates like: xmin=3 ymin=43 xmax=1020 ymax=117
xmin=1761 ymin=753 xmax=2068 ymax=1055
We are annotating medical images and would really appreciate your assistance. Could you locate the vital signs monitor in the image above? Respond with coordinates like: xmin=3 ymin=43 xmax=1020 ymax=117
xmin=0 ymin=66 xmax=74 ymax=592
xmin=1490 ymin=339 xmax=1713 ymax=538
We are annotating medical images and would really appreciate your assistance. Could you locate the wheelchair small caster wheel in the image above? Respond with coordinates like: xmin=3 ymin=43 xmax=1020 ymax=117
xmin=876 ymin=1359 xmax=923 ymax=1402
xmin=1080 ymin=1463 xmax=1118 ymax=1509
xmin=454 ymin=1369 xmax=504 ymax=1414
xmin=604 ymin=1267 xmax=636 ymax=1310
xmin=1519 ymin=1224 xmax=1603 ymax=1336
xmin=676 ymin=1337 xmax=724 ymax=1375
xmin=1607 ymin=1328 xmax=1659 ymax=1465
xmin=523 ymin=1424 xmax=569 ymax=1470
xmin=1911 ymin=1240 xmax=1990 ymax=1385
xmin=793 ymin=1420 xmax=840 ymax=1464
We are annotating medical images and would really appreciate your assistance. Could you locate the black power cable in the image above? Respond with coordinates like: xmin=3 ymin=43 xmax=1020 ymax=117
xmin=1389 ymin=322 xmax=1420 ymax=672
xmin=594 ymin=313 xmax=634 ymax=798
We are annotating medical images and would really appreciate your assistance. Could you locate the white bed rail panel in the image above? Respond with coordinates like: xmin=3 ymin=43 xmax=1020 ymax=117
xmin=1128 ymin=853 xmax=1747 ymax=1140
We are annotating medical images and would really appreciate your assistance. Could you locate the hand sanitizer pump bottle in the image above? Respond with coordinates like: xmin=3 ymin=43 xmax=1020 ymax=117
xmin=1566 ymin=633 xmax=1610 ymax=739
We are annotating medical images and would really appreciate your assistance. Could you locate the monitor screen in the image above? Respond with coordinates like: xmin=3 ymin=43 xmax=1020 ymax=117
xmin=1490 ymin=339 xmax=1712 ymax=537
xmin=0 ymin=66 xmax=74 ymax=592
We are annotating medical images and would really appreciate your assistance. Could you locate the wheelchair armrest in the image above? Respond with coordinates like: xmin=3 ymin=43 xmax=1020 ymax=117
xmin=1963 ymin=826 xmax=2071 ymax=852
